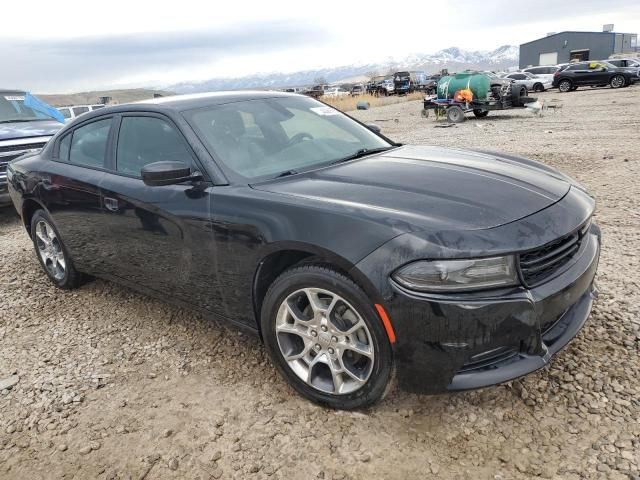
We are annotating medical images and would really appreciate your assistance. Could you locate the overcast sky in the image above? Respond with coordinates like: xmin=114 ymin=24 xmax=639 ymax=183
xmin=2 ymin=0 xmax=639 ymax=93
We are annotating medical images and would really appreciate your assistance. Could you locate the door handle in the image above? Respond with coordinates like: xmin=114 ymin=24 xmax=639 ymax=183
xmin=104 ymin=197 xmax=119 ymax=212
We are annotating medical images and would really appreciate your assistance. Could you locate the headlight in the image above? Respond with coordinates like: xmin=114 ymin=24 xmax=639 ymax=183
xmin=392 ymin=256 xmax=519 ymax=292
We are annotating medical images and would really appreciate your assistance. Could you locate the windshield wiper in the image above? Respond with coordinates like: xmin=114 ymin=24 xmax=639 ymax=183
xmin=331 ymin=146 xmax=394 ymax=165
xmin=274 ymin=169 xmax=299 ymax=178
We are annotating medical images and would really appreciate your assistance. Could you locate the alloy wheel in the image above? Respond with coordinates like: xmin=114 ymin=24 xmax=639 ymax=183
xmin=611 ymin=75 xmax=624 ymax=88
xmin=35 ymin=220 xmax=66 ymax=280
xmin=275 ymin=288 xmax=375 ymax=395
xmin=559 ymin=80 xmax=572 ymax=92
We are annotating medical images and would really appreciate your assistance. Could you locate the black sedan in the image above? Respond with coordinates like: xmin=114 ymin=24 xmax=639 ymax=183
xmin=7 ymin=91 xmax=600 ymax=409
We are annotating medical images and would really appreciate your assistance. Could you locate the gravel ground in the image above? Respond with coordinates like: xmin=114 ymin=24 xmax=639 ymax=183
xmin=1 ymin=86 xmax=639 ymax=480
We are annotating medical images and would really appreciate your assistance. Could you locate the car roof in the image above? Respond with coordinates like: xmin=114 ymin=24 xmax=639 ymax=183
xmin=136 ymin=90 xmax=296 ymax=111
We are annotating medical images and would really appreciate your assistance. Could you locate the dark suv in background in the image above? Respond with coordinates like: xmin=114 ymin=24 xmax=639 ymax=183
xmin=553 ymin=62 xmax=636 ymax=92
xmin=1 ymin=91 xmax=63 ymax=206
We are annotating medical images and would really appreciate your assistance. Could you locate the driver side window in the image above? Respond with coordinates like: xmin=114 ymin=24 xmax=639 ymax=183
xmin=280 ymin=108 xmax=359 ymax=143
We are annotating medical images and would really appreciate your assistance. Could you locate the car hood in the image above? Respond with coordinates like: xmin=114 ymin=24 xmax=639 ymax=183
xmin=0 ymin=120 xmax=63 ymax=142
xmin=253 ymin=145 xmax=571 ymax=232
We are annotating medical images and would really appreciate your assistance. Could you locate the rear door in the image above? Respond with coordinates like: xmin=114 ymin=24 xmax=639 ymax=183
xmin=97 ymin=112 xmax=217 ymax=307
xmin=43 ymin=116 xmax=114 ymax=272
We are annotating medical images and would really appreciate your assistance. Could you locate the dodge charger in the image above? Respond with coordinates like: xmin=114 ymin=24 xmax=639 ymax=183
xmin=7 ymin=91 xmax=600 ymax=409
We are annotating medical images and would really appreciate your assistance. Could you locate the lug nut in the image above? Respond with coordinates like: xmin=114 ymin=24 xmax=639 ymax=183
xmin=328 ymin=348 xmax=335 ymax=355
xmin=315 ymin=344 xmax=321 ymax=351
xmin=331 ymin=336 xmax=338 ymax=342
xmin=321 ymin=325 xmax=328 ymax=332
xmin=311 ymin=330 xmax=317 ymax=337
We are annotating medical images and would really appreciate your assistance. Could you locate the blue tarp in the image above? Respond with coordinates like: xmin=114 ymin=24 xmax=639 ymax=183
xmin=24 ymin=93 xmax=65 ymax=124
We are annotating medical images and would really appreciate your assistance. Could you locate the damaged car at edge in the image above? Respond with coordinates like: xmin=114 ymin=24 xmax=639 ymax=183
xmin=7 ymin=91 xmax=600 ymax=409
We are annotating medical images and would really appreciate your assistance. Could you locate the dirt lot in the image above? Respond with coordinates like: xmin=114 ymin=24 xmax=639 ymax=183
xmin=1 ymin=86 xmax=639 ymax=480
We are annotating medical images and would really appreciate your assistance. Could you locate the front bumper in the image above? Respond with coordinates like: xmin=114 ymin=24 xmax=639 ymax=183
xmin=384 ymin=222 xmax=600 ymax=393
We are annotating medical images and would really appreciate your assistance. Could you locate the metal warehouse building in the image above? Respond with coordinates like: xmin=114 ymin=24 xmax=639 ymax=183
xmin=519 ymin=30 xmax=638 ymax=68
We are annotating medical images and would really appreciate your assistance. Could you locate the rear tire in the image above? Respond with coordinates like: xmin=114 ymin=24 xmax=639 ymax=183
xmin=30 ymin=209 xmax=83 ymax=289
xmin=261 ymin=264 xmax=394 ymax=409
xmin=533 ymin=83 xmax=544 ymax=92
xmin=446 ymin=105 xmax=466 ymax=123
xmin=558 ymin=79 xmax=572 ymax=92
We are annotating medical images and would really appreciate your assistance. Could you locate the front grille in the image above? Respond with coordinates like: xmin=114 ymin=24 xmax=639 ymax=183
xmin=519 ymin=223 xmax=588 ymax=286
xmin=0 ymin=141 xmax=48 ymax=177
xmin=0 ymin=142 xmax=47 ymax=154
xmin=459 ymin=346 xmax=519 ymax=373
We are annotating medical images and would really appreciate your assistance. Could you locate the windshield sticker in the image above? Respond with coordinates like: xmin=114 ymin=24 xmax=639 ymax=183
xmin=310 ymin=106 xmax=339 ymax=116
xmin=4 ymin=96 xmax=25 ymax=101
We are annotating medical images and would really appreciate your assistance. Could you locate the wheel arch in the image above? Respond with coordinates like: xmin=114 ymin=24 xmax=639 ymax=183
xmin=252 ymin=242 xmax=383 ymax=339
xmin=21 ymin=198 xmax=47 ymax=235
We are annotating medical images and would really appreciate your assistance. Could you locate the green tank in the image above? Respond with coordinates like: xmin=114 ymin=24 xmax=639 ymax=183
xmin=437 ymin=72 xmax=491 ymax=101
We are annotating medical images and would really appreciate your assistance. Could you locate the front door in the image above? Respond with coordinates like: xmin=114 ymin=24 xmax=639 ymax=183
xmin=97 ymin=113 xmax=217 ymax=308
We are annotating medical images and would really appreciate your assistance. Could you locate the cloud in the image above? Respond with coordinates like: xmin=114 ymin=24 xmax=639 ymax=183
xmin=0 ymin=20 xmax=329 ymax=92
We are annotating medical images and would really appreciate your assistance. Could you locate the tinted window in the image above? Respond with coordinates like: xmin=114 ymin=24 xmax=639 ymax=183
xmin=608 ymin=60 xmax=621 ymax=67
xmin=69 ymin=119 xmax=111 ymax=168
xmin=72 ymin=106 xmax=90 ymax=116
xmin=59 ymin=108 xmax=71 ymax=119
xmin=509 ymin=74 xmax=526 ymax=80
xmin=526 ymin=68 xmax=543 ymax=75
xmin=116 ymin=116 xmax=192 ymax=176
xmin=58 ymin=133 xmax=71 ymax=161
xmin=91 ymin=105 xmax=105 ymax=110
xmin=567 ymin=64 xmax=586 ymax=71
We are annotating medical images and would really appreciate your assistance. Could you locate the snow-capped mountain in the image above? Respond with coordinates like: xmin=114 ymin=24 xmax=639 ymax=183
xmin=169 ymin=45 xmax=519 ymax=93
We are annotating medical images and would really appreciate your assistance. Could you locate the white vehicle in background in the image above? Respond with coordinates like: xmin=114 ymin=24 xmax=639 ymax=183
xmin=522 ymin=66 xmax=561 ymax=87
xmin=502 ymin=72 xmax=552 ymax=92
xmin=58 ymin=104 xmax=106 ymax=123
xmin=606 ymin=58 xmax=640 ymax=79
xmin=322 ymin=87 xmax=350 ymax=98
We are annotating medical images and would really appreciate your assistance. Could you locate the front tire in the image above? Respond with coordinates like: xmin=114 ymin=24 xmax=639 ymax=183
xmin=610 ymin=75 xmax=625 ymax=89
xmin=533 ymin=83 xmax=544 ymax=92
xmin=261 ymin=264 xmax=394 ymax=409
xmin=30 ymin=209 xmax=82 ymax=289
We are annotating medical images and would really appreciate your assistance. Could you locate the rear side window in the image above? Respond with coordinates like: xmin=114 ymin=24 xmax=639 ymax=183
xmin=116 ymin=116 xmax=193 ymax=176
xmin=58 ymin=133 xmax=71 ymax=161
xmin=608 ymin=60 xmax=621 ymax=67
xmin=59 ymin=108 xmax=71 ymax=119
xmin=567 ymin=64 xmax=584 ymax=71
xmin=69 ymin=119 xmax=111 ymax=168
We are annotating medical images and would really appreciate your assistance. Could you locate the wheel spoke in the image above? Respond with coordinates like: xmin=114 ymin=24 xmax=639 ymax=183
xmin=341 ymin=364 xmax=366 ymax=385
xmin=285 ymin=301 xmax=307 ymax=325
xmin=283 ymin=341 xmax=312 ymax=361
xmin=36 ymin=225 xmax=48 ymax=244
xmin=276 ymin=323 xmax=313 ymax=341
xmin=343 ymin=340 xmax=373 ymax=358
xmin=303 ymin=288 xmax=325 ymax=315
xmin=56 ymin=252 xmax=66 ymax=270
xmin=330 ymin=368 xmax=344 ymax=394
xmin=45 ymin=223 xmax=56 ymax=241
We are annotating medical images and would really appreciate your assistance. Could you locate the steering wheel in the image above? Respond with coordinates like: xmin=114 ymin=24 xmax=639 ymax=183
xmin=287 ymin=132 xmax=313 ymax=146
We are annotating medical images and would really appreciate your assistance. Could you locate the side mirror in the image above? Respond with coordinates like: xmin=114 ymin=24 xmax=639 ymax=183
xmin=366 ymin=123 xmax=381 ymax=134
xmin=141 ymin=161 xmax=201 ymax=186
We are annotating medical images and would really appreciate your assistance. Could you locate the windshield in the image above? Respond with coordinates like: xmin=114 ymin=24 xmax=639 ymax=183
xmin=0 ymin=94 xmax=53 ymax=122
xmin=186 ymin=96 xmax=392 ymax=181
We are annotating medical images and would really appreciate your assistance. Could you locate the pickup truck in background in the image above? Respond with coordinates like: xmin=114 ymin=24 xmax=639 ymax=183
xmin=0 ymin=91 xmax=64 ymax=207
